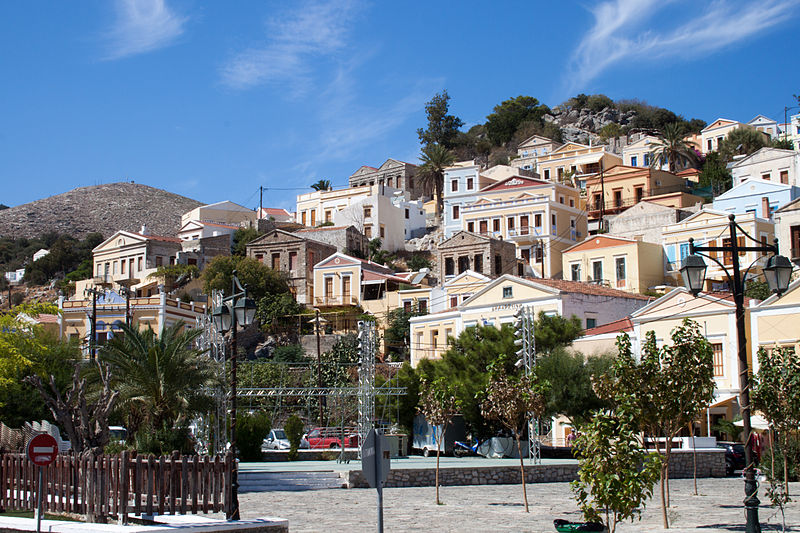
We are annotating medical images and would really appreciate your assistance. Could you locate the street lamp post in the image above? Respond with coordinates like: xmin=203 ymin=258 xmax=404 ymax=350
xmin=211 ymin=270 xmax=256 ymax=521
xmin=680 ymin=214 xmax=792 ymax=533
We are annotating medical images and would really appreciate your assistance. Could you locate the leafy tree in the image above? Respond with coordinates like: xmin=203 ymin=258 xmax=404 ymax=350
xmin=417 ymin=90 xmax=464 ymax=150
xmin=381 ymin=362 xmax=420 ymax=442
xmin=0 ymin=302 xmax=61 ymax=389
xmin=366 ymin=238 xmax=394 ymax=266
xmin=699 ymin=151 xmax=732 ymax=196
xmin=417 ymin=143 xmax=456 ymax=222
xmin=134 ymin=424 xmax=194 ymax=455
xmin=595 ymin=320 xmax=715 ymax=528
xmin=752 ymin=346 xmax=800 ymax=496
xmin=718 ymin=126 xmax=769 ymax=163
xmin=649 ymin=123 xmax=700 ymax=173
xmin=98 ymin=321 xmax=219 ymax=438
xmin=310 ymin=179 xmax=332 ymax=191
xmin=536 ymin=348 xmax=612 ymax=426
xmin=237 ymin=411 xmax=271 ymax=461
xmin=384 ymin=304 xmax=426 ymax=361
xmin=23 ymin=233 xmax=104 ymax=285
xmin=571 ymin=407 xmax=662 ymax=533
xmin=321 ymin=333 xmax=360 ymax=388
xmin=534 ymin=311 xmax=583 ymax=354
xmin=147 ymin=264 xmax=199 ymax=288
xmin=481 ymin=370 xmax=547 ymax=513
xmin=272 ymin=344 xmax=306 ymax=363
xmin=745 ymin=279 xmax=772 ymax=300
xmin=285 ymin=414 xmax=304 ymax=460
xmin=406 ymin=253 xmax=432 ymax=271
xmin=772 ymin=137 xmax=795 ymax=150
xmin=485 ymin=96 xmax=550 ymax=146
xmin=202 ymin=255 xmax=291 ymax=302
xmin=257 ymin=292 xmax=304 ymax=327
xmin=417 ymin=325 xmax=518 ymax=439
xmin=598 ymin=122 xmax=623 ymax=141
xmin=232 ymin=227 xmax=262 ymax=256
xmin=419 ymin=377 xmax=459 ymax=505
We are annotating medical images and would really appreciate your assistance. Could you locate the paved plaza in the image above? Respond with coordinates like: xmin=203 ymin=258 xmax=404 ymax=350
xmin=239 ymin=478 xmax=800 ymax=532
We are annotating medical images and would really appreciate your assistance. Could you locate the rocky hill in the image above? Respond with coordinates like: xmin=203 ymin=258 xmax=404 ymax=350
xmin=0 ymin=182 xmax=203 ymax=239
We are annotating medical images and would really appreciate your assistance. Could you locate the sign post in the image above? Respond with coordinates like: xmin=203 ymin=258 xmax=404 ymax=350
xmin=27 ymin=433 xmax=58 ymax=533
xmin=361 ymin=428 xmax=390 ymax=533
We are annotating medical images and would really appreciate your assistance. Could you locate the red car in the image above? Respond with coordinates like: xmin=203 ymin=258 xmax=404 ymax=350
xmin=305 ymin=427 xmax=360 ymax=449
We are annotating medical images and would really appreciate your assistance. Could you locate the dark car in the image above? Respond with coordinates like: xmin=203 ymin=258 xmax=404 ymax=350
xmin=717 ymin=441 xmax=746 ymax=475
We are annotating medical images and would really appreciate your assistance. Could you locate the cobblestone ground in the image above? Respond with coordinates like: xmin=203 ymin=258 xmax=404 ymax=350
xmin=240 ymin=478 xmax=800 ymax=532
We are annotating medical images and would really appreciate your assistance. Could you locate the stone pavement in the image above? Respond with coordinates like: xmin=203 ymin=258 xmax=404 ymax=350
xmin=239 ymin=478 xmax=800 ymax=532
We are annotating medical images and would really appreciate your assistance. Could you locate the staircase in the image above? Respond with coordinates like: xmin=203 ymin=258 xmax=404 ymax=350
xmin=238 ymin=470 xmax=346 ymax=492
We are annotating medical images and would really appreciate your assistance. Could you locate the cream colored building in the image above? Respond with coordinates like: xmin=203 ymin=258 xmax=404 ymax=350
xmin=459 ymin=175 xmax=586 ymax=278
xmin=511 ymin=135 xmax=559 ymax=172
xmin=700 ymin=118 xmax=748 ymax=154
xmin=750 ymin=279 xmax=800 ymax=373
xmin=535 ymin=142 xmax=622 ymax=188
xmin=621 ymin=135 xmax=663 ymax=169
xmin=408 ymin=275 xmax=649 ymax=366
xmin=662 ymin=209 xmax=775 ymax=288
xmin=774 ymin=197 xmax=800 ymax=265
xmin=59 ymin=289 xmax=207 ymax=357
xmin=399 ymin=270 xmax=491 ymax=316
xmin=181 ymin=200 xmax=256 ymax=228
xmin=561 ymin=235 xmax=665 ymax=293
xmin=296 ymin=185 xmax=375 ymax=228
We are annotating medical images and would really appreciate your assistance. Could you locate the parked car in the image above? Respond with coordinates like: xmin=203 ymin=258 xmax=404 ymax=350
xmin=717 ymin=441 xmax=746 ymax=475
xmin=262 ymin=428 xmax=309 ymax=451
xmin=305 ymin=427 xmax=359 ymax=449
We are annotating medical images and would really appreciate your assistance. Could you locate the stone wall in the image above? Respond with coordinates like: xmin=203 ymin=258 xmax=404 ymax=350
xmin=342 ymin=449 xmax=725 ymax=488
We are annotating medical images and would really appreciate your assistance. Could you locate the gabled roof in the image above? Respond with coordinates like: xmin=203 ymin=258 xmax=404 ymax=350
xmin=296 ymin=225 xmax=352 ymax=233
xmin=444 ymin=269 xmax=491 ymax=287
xmin=582 ymin=316 xmax=633 ymax=336
xmin=673 ymin=207 xmax=734 ymax=224
xmin=756 ymin=277 xmax=800 ymax=306
xmin=94 ymin=230 xmax=180 ymax=252
xmin=775 ymin=196 xmax=800 ymax=213
xmin=747 ymin=115 xmax=777 ymax=125
xmin=197 ymin=200 xmax=254 ymax=212
xmin=518 ymin=135 xmax=556 ymax=148
xmin=479 ymin=175 xmax=551 ymax=192
xmin=550 ymin=142 xmax=590 ymax=154
xmin=702 ymin=118 xmax=741 ymax=132
xmin=563 ymin=234 xmax=638 ymax=253
xmin=438 ymin=230 xmax=495 ymax=248
xmin=714 ymin=179 xmax=794 ymax=200
xmin=729 ymin=146 xmax=796 ymax=168
xmin=314 ymin=251 xmax=394 ymax=274
xmin=630 ymin=287 xmax=735 ymax=319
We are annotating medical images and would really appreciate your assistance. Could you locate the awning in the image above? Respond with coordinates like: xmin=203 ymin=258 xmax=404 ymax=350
xmin=709 ymin=393 xmax=738 ymax=408
xmin=572 ymin=153 xmax=604 ymax=166
xmin=734 ymin=414 xmax=769 ymax=431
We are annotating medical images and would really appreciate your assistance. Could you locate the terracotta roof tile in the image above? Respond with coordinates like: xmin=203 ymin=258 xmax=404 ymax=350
xmin=582 ymin=317 xmax=632 ymax=336
xmin=132 ymin=233 xmax=182 ymax=243
xmin=526 ymin=278 xmax=651 ymax=300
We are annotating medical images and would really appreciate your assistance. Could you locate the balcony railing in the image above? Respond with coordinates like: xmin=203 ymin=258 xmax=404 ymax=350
xmin=315 ymin=296 xmax=360 ymax=306
xmin=586 ymin=185 xmax=693 ymax=213
xmin=508 ymin=227 xmax=543 ymax=238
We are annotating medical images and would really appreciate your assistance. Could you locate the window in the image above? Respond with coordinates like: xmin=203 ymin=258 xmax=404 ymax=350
xmin=271 ymin=253 xmax=280 ymax=270
xmin=405 ymin=208 xmax=409 ymax=219
xmin=544 ymin=169 xmax=550 ymax=180
xmin=780 ymin=170 xmax=789 ymax=184
xmin=363 ymin=206 xmax=371 ymax=218
xmin=301 ymin=211 xmax=307 ymax=225
xmin=479 ymin=220 xmax=488 ymax=234
xmin=97 ymin=264 xmax=102 ymax=276
xmin=571 ymin=263 xmax=580 ymax=281
xmin=615 ymin=257 xmax=626 ymax=287
xmin=534 ymin=214 xmax=542 ymax=227
xmin=635 ymin=186 xmax=644 ymax=203
xmin=255 ymin=253 xmax=263 ymax=262
xmin=169 ymin=256 xmax=175 ymax=265
xmin=493 ymin=218 xmax=500 ymax=232
xmin=418 ymin=299 xmax=427 ymax=314
xmin=613 ymin=189 xmax=622 ymax=207
xmin=559 ymin=195 xmax=564 ymax=204
xmin=403 ymin=301 xmax=411 ymax=312
xmin=494 ymin=254 xmax=502 ymax=274
xmin=380 ymin=224 xmax=385 ymax=238
xmin=551 ymin=213 xmax=557 ymax=234
xmin=711 ymin=343 xmax=724 ymax=376
xmin=586 ymin=317 xmax=597 ymax=329
xmin=451 ymin=180 xmax=458 ymax=192
xmin=762 ymin=173 xmax=771 ymax=181
xmin=364 ymin=225 xmax=372 ymax=238
xmin=452 ymin=205 xmax=460 ymax=219
xmin=569 ymin=198 xmax=575 ymax=207
xmin=121 ymin=260 xmax=126 ymax=274
xmin=467 ymin=221 xmax=474 ymax=232
xmin=467 ymin=177 xmax=474 ymax=189
xmin=310 ymin=210 xmax=316 ymax=226
xmin=450 ymin=296 xmax=458 ymax=308
xmin=644 ymin=153 xmax=650 ymax=166
xmin=558 ymin=167 xmax=564 ymax=179
xmin=342 ymin=276 xmax=351 ymax=301
xmin=707 ymin=139 xmax=713 ymax=151
xmin=630 ymin=156 xmax=638 ymax=167
xmin=324 ymin=277 xmax=333 ymax=299
xmin=680 ymin=242 xmax=690 ymax=262
xmin=592 ymin=260 xmax=602 ymax=282
xmin=521 ymin=215 xmax=529 ymax=234
xmin=155 ymin=256 xmax=163 ymax=267
xmin=431 ymin=330 xmax=439 ymax=349
xmin=289 ymin=251 xmax=297 ymax=271
xmin=445 ymin=257 xmax=455 ymax=276
xmin=325 ymin=210 xmax=332 ymax=223
xmin=112 ymin=261 xmax=117 ymax=274
xmin=507 ymin=217 xmax=515 ymax=230
xmin=473 ymin=253 xmax=483 ymax=272
xmin=502 ymin=286 xmax=513 ymax=299
xmin=137 ymin=257 xmax=142 ymax=271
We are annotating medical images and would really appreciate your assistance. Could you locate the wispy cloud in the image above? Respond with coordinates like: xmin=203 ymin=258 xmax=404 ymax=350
xmin=102 ymin=0 xmax=187 ymax=60
xmin=220 ymin=0 xmax=360 ymax=93
xmin=566 ymin=0 xmax=799 ymax=92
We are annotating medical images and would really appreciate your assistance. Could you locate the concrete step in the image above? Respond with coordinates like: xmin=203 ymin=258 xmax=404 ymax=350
xmin=238 ymin=471 xmax=345 ymax=492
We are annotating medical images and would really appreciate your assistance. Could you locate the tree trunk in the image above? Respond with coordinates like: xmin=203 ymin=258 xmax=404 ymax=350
xmin=515 ymin=433 xmax=528 ymax=513
xmin=665 ymin=438 xmax=672 ymax=508
xmin=690 ymin=423 xmax=698 ymax=495
xmin=783 ymin=433 xmax=790 ymax=497
xmin=654 ymin=438 xmax=669 ymax=529
xmin=436 ymin=426 xmax=446 ymax=505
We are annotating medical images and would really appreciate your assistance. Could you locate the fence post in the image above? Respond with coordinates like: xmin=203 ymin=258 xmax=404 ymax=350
xmin=119 ymin=451 xmax=129 ymax=525
xmin=170 ymin=450 xmax=179 ymax=514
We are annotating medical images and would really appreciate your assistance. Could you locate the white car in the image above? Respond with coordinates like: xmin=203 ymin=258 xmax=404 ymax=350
xmin=262 ymin=429 xmax=309 ymax=451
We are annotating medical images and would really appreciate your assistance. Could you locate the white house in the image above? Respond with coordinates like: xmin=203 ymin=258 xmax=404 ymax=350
xmin=747 ymin=115 xmax=781 ymax=139
xmin=4 ymin=268 xmax=26 ymax=284
xmin=32 ymin=249 xmax=50 ymax=262
xmin=442 ymin=162 xmax=495 ymax=238
xmin=730 ymin=147 xmax=800 ymax=188
xmin=257 ymin=207 xmax=294 ymax=223
xmin=333 ymin=192 xmax=424 ymax=251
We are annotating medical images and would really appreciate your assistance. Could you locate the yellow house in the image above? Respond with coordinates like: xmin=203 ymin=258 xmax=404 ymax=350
xmin=662 ymin=209 xmax=775 ymax=288
xmin=535 ymin=142 xmax=622 ymax=187
xmin=409 ymin=275 xmax=649 ymax=366
xmin=460 ymin=175 xmax=586 ymax=278
xmin=561 ymin=235 xmax=665 ymax=293
xmin=700 ymin=118 xmax=747 ymax=154
xmin=750 ymin=278 xmax=800 ymax=370
xmin=58 ymin=290 xmax=207 ymax=357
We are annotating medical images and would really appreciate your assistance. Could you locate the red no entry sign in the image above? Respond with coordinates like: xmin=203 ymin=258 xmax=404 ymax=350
xmin=27 ymin=434 xmax=58 ymax=467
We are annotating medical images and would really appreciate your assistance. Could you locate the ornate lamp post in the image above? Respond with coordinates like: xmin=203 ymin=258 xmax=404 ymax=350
xmin=680 ymin=214 xmax=792 ymax=533
xmin=211 ymin=270 xmax=256 ymax=521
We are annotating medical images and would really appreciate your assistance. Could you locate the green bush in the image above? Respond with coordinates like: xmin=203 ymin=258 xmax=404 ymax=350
xmin=135 ymin=425 xmax=195 ymax=456
xmin=285 ymin=415 xmax=304 ymax=461
xmin=272 ymin=344 xmax=306 ymax=362
xmin=237 ymin=411 xmax=271 ymax=461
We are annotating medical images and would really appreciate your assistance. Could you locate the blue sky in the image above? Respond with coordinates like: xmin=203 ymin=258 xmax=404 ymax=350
xmin=1 ymin=0 xmax=799 ymax=214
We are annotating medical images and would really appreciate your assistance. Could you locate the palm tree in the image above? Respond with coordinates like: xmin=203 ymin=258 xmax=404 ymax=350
xmin=310 ymin=179 xmax=332 ymax=191
xmin=718 ymin=126 xmax=769 ymax=163
xmin=98 ymin=321 xmax=219 ymax=435
xmin=650 ymin=123 xmax=700 ymax=173
xmin=418 ymin=143 xmax=456 ymax=223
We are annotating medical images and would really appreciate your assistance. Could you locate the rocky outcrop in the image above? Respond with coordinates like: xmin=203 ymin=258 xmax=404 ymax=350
xmin=0 ymin=182 xmax=202 ymax=238
xmin=545 ymin=105 xmax=640 ymax=145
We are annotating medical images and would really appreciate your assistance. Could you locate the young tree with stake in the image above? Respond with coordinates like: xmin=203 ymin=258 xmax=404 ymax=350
xmin=418 ymin=377 xmax=459 ymax=505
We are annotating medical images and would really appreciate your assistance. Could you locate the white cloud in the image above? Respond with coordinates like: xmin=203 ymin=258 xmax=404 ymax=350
xmin=566 ymin=0 xmax=799 ymax=92
xmin=220 ymin=0 xmax=359 ymax=93
xmin=103 ymin=0 xmax=187 ymax=60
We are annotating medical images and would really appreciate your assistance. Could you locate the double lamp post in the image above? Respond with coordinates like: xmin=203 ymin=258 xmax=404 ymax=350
xmin=680 ymin=213 xmax=792 ymax=533
xmin=211 ymin=271 xmax=257 ymax=521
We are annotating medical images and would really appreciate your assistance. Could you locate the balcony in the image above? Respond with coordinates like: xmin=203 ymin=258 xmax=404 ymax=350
xmin=507 ymin=227 xmax=544 ymax=240
xmin=314 ymin=296 xmax=360 ymax=306
xmin=586 ymin=185 xmax=693 ymax=217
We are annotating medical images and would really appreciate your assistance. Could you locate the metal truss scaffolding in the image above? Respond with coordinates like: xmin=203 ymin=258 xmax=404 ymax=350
xmin=514 ymin=306 xmax=540 ymax=465
xmin=357 ymin=320 xmax=376 ymax=459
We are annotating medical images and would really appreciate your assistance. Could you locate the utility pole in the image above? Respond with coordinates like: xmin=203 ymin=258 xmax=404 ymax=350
xmin=259 ymin=186 xmax=264 ymax=219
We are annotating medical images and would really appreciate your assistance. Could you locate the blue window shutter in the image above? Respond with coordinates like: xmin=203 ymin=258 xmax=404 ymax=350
xmin=666 ymin=245 xmax=676 ymax=262
xmin=680 ymin=243 xmax=690 ymax=260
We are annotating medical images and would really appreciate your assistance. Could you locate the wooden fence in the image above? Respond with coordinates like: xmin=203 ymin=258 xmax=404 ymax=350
xmin=0 ymin=450 xmax=234 ymax=523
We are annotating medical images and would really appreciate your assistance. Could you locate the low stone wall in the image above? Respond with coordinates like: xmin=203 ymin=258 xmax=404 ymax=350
xmin=343 ymin=449 xmax=725 ymax=488
xmin=261 ymin=449 xmax=358 ymax=462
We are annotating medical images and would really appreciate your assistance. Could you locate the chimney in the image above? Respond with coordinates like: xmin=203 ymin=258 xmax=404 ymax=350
xmin=762 ymin=197 xmax=771 ymax=219
xmin=140 ymin=224 xmax=148 ymax=235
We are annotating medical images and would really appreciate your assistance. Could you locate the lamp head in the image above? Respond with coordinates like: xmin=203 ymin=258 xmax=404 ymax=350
xmin=680 ymin=254 xmax=707 ymax=297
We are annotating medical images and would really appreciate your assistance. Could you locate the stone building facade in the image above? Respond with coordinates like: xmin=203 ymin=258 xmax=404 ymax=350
xmin=348 ymin=158 xmax=425 ymax=200
xmin=437 ymin=231 xmax=517 ymax=282
xmin=294 ymin=225 xmax=367 ymax=255
xmin=246 ymin=230 xmax=336 ymax=305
